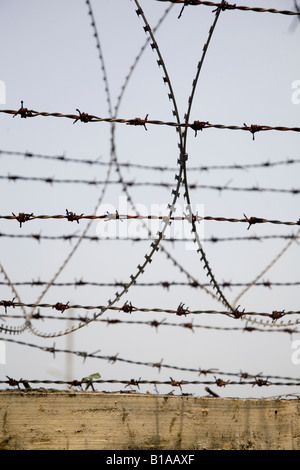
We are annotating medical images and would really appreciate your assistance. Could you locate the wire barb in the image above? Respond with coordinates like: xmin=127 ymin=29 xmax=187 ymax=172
xmin=13 ymin=101 xmax=35 ymax=119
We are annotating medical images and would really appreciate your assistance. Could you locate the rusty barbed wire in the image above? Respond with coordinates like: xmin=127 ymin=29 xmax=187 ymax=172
xmin=2 ymin=148 xmax=300 ymax=173
xmin=105 ymin=0 xmax=214 ymax=310
xmin=155 ymin=0 xmax=300 ymax=17
xmin=166 ymin=4 xmax=233 ymax=314
xmin=0 ymin=231 xmax=298 ymax=244
xmin=19 ymin=0 xmax=125 ymax=333
xmin=2 ymin=105 xmax=300 ymax=138
xmin=0 ymin=0 xmax=205 ymax=344
xmin=1 ymin=299 xmax=299 ymax=320
xmin=0 ymin=261 xmax=28 ymax=326
xmin=3 ymin=312 xmax=299 ymax=335
xmin=2 ymin=173 xmax=300 ymax=194
xmin=1 ymin=279 xmax=299 ymax=290
xmin=1 ymin=211 xmax=299 ymax=228
xmin=165 ymin=0 xmax=298 ymax=319
xmin=18 ymin=0 xmax=188 ymax=340
xmin=1 ymin=336 xmax=299 ymax=385
xmin=95 ymin=0 xmax=227 ymax=314
xmin=22 ymin=0 xmax=170 ymax=340
xmin=11 ymin=0 xmax=295 ymax=343
xmin=1 ymin=376 xmax=299 ymax=391
xmin=0 ymin=0 xmax=222 ymax=342
xmin=1 ymin=0 xmax=298 ymax=396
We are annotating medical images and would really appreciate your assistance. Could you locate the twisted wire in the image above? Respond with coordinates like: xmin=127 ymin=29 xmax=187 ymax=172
xmin=3 ymin=313 xmax=299 ymax=335
xmin=2 ymin=106 xmax=300 ymax=136
xmin=155 ymin=0 xmax=300 ymax=17
xmin=0 ymin=0 xmax=298 ymax=394
xmin=2 ymin=148 xmax=300 ymax=173
xmin=2 ymin=173 xmax=300 ymax=195
xmin=25 ymin=0 xmax=183 ymax=339
xmin=2 ymin=212 xmax=299 ymax=228
xmin=1 ymin=279 xmax=298 ymax=289
xmin=1 ymin=337 xmax=299 ymax=385
xmin=0 ymin=231 xmax=298 ymax=244
xmin=1 ymin=299 xmax=299 ymax=319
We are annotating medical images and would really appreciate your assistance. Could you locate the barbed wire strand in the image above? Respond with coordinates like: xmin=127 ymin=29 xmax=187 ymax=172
xmin=0 ymin=231 xmax=298 ymax=244
xmin=20 ymin=0 xmax=121 ymax=330
xmin=1 ymin=279 xmax=299 ymax=290
xmin=2 ymin=173 xmax=300 ymax=195
xmin=2 ymin=148 xmax=300 ymax=173
xmin=181 ymin=3 xmax=242 ymax=313
xmin=24 ymin=0 xmax=185 ymax=339
xmin=2 ymin=106 xmax=300 ymax=137
xmin=0 ymin=262 xmax=28 ymax=332
xmin=103 ymin=0 xmax=212 ymax=306
xmin=155 ymin=0 xmax=300 ymax=17
xmin=1 ymin=1 xmax=298 ymax=392
xmin=3 ymin=312 xmax=299 ymax=335
xmin=2 ymin=212 xmax=299 ymax=228
xmin=1 ymin=299 xmax=299 ymax=319
xmin=1 ymin=336 xmax=299 ymax=386
xmin=1 ymin=377 xmax=299 ymax=391
xmin=104 ymin=0 xmax=220 ymax=306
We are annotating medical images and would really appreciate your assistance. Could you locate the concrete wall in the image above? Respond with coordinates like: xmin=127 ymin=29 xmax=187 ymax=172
xmin=0 ymin=390 xmax=299 ymax=450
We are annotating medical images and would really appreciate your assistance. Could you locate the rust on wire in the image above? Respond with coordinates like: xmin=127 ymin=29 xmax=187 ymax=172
xmin=1 ymin=212 xmax=300 ymax=228
xmin=12 ymin=101 xmax=35 ymax=119
xmin=176 ymin=302 xmax=190 ymax=316
xmin=12 ymin=212 xmax=34 ymax=228
xmin=73 ymin=108 xmax=95 ymax=124
xmin=2 ymin=106 xmax=300 ymax=137
xmin=190 ymin=120 xmax=210 ymax=136
xmin=270 ymin=310 xmax=286 ymax=322
xmin=1 ymin=298 xmax=299 ymax=319
xmin=1 ymin=0 xmax=299 ymax=397
xmin=52 ymin=302 xmax=70 ymax=313
xmin=243 ymin=214 xmax=265 ymax=230
xmin=65 ymin=209 xmax=84 ymax=223
xmin=0 ymin=297 xmax=16 ymax=313
xmin=126 ymin=114 xmax=149 ymax=130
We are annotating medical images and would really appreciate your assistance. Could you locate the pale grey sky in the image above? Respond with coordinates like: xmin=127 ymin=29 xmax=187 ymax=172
xmin=0 ymin=0 xmax=299 ymax=398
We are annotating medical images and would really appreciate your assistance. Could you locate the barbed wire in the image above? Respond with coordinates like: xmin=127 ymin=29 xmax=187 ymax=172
xmin=1 ymin=279 xmax=298 ymax=290
xmin=2 ymin=173 xmax=300 ymax=195
xmin=19 ymin=0 xmax=188 ymax=339
xmin=0 ymin=231 xmax=298 ymax=244
xmin=1 ymin=376 xmax=299 ymax=392
xmin=1 ymin=298 xmax=299 ymax=320
xmin=1 ymin=104 xmax=300 ymax=138
xmin=1 ymin=336 xmax=299 ymax=386
xmin=2 ymin=0 xmax=296 ymax=343
xmin=0 ymin=1 xmax=221 ymax=341
xmin=1 ymin=211 xmax=299 ymax=228
xmin=2 ymin=148 xmax=300 ymax=173
xmin=155 ymin=0 xmax=300 ymax=17
xmin=3 ymin=313 xmax=299 ymax=335
xmin=100 ymin=0 xmax=233 ymax=316
xmin=1 ymin=0 xmax=299 ymax=395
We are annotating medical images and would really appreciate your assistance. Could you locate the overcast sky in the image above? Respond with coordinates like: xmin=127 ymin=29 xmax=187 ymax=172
xmin=0 ymin=0 xmax=300 ymax=398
